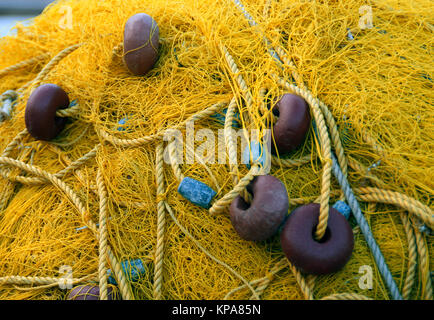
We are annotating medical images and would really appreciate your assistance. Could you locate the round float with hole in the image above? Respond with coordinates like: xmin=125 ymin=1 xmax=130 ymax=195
xmin=67 ymin=284 xmax=120 ymax=300
xmin=25 ymin=83 xmax=70 ymax=141
xmin=229 ymin=175 xmax=288 ymax=241
xmin=280 ymin=203 xmax=354 ymax=275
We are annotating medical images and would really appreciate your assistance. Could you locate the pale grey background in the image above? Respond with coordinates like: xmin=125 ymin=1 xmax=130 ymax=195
xmin=0 ymin=0 xmax=55 ymax=37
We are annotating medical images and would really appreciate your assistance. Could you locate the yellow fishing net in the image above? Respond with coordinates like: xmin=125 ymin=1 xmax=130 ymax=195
xmin=0 ymin=0 xmax=432 ymax=300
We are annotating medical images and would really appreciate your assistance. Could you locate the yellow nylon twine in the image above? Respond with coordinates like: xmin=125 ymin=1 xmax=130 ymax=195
xmin=0 ymin=0 xmax=432 ymax=300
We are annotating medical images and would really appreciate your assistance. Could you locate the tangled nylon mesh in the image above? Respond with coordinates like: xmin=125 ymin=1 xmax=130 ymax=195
xmin=0 ymin=0 xmax=432 ymax=300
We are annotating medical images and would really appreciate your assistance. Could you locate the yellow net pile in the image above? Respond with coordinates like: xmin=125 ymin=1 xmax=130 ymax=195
xmin=0 ymin=0 xmax=432 ymax=300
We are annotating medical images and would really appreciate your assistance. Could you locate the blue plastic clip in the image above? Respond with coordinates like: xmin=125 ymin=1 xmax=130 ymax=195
xmin=333 ymin=200 xmax=351 ymax=220
xmin=107 ymin=259 xmax=146 ymax=285
xmin=347 ymin=28 xmax=354 ymax=41
xmin=117 ymin=117 xmax=129 ymax=132
xmin=177 ymin=177 xmax=217 ymax=209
